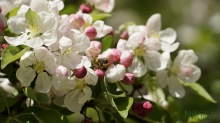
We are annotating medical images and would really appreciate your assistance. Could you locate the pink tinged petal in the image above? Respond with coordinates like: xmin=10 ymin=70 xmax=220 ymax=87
xmin=84 ymin=26 xmax=97 ymax=40
xmin=105 ymin=64 xmax=126 ymax=83
xmin=64 ymin=90 xmax=83 ymax=112
xmin=85 ymin=68 xmax=98 ymax=85
xmin=159 ymin=28 xmax=177 ymax=44
xmin=168 ymin=75 xmax=185 ymax=98
xmin=161 ymin=42 xmax=179 ymax=52
xmin=144 ymin=38 xmax=161 ymax=51
xmin=94 ymin=69 xmax=105 ymax=80
xmin=156 ymin=70 xmax=168 ymax=88
xmin=146 ymin=13 xmax=161 ymax=33
xmin=68 ymin=14 xmax=85 ymax=29
xmin=120 ymin=30 xmax=128 ymax=40
xmin=59 ymin=22 xmax=71 ymax=36
xmin=128 ymin=57 xmax=147 ymax=77
xmin=16 ymin=67 xmax=36 ymax=86
xmin=120 ymin=51 xmax=133 ymax=68
xmin=80 ymin=4 xmax=93 ymax=13
xmin=174 ymin=50 xmax=198 ymax=65
xmin=25 ymin=37 xmax=44 ymax=48
xmin=112 ymin=48 xmax=121 ymax=62
xmin=178 ymin=64 xmax=201 ymax=82
xmin=35 ymin=72 xmax=52 ymax=93
xmin=78 ymin=86 xmax=92 ymax=103
xmin=95 ymin=0 xmax=114 ymax=13
xmin=56 ymin=65 xmax=68 ymax=78
xmin=99 ymin=49 xmax=114 ymax=64
xmin=85 ymin=41 xmax=101 ymax=57
xmin=63 ymin=52 xmax=81 ymax=69
xmin=122 ymin=73 xmax=135 ymax=85
xmin=144 ymin=51 xmax=163 ymax=71
xmin=4 ymin=36 xmax=24 ymax=46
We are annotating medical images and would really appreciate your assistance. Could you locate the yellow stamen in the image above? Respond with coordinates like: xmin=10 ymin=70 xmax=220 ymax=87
xmin=150 ymin=30 xmax=160 ymax=40
xmin=133 ymin=46 xmax=145 ymax=57
xmin=171 ymin=65 xmax=180 ymax=75
xmin=75 ymin=79 xmax=85 ymax=91
xmin=33 ymin=60 xmax=45 ymax=74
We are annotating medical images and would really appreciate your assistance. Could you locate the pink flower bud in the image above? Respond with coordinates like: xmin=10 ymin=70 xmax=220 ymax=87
xmin=112 ymin=48 xmax=121 ymax=62
xmin=1 ymin=44 xmax=8 ymax=50
xmin=84 ymin=26 xmax=97 ymax=40
xmin=74 ymin=66 xmax=87 ymax=78
xmin=132 ymin=101 xmax=142 ymax=114
xmin=0 ymin=6 xmax=2 ymax=13
xmin=121 ymin=73 xmax=135 ymax=85
xmin=120 ymin=30 xmax=128 ymax=40
xmin=94 ymin=69 xmax=105 ymax=80
xmin=68 ymin=14 xmax=85 ymax=29
xmin=120 ymin=51 xmax=133 ymax=68
xmin=0 ymin=19 xmax=4 ymax=34
xmin=85 ymin=41 xmax=101 ymax=57
xmin=142 ymin=101 xmax=153 ymax=113
xmin=56 ymin=66 xmax=68 ymax=78
xmin=80 ymin=4 xmax=93 ymax=14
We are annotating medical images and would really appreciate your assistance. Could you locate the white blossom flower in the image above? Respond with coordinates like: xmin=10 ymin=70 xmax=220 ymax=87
xmin=156 ymin=50 xmax=201 ymax=98
xmin=16 ymin=47 xmax=56 ymax=93
xmin=86 ymin=0 xmax=115 ymax=13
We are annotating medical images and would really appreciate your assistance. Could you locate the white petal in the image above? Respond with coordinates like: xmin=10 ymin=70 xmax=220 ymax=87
xmin=178 ymin=64 xmax=201 ymax=82
xmin=144 ymin=51 xmax=163 ymax=71
xmin=161 ymin=42 xmax=179 ymax=52
xmin=146 ymin=13 xmax=161 ymax=33
xmin=144 ymin=38 xmax=161 ymax=51
xmin=174 ymin=50 xmax=198 ymax=65
xmin=156 ymin=70 xmax=168 ymax=88
xmin=16 ymin=67 xmax=36 ymax=86
xmin=19 ymin=51 xmax=36 ymax=67
xmin=35 ymin=72 xmax=52 ymax=93
xmin=105 ymin=64 xmax=126 ymax=83
xmin=128 ymin=57 xmax=147 ymax=77
xmin=30 ymin=0 xmax=49 ymax=13
xmin=168 ymin=75 xmax=185 ymax=98
xmin=7 ymin=15 xmax=29 ymax=34
xmin=4 ymin=36 xmax=24 ymax=46
xmin=78 ymin=86 xmax=92 ymax=103
xmin=93 ymin=20 xmax=112 ymax=38
xmin=159 ymin=28 xmax=177 ymax=44
xmin=38 ymin=12 xmax=56 ymax=33
xmin=95 ymin=0 xmax=114 ymax=13
xmin=84 ymin=68 xmax=98 ymax=85
xmin=53 ymin=96 xmax=65 ymax=107
xmin=116 ymin=39 xmax=130 ymax=52
xmin=59 ymin=36 xmax=72 ymax=54
xmin=63 ymin=52 xmax=81 ymax=69
xmin=70 ymin=31 xmax=90 ymax=52
xmin=25 ymin=37 xmax=44 ymax=48
xmin=64 ymin=89 xmax=83 ymax=112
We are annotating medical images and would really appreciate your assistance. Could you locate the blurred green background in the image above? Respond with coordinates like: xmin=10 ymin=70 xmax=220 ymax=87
xmin=62 ymin=0 xmax=220 ymax=122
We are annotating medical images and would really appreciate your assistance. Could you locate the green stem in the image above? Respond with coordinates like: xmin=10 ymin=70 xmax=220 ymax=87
xmin=117 ymin=82 xmax=128 ymax=94
xmin=0 ymin=88 xmax=11 ymax=116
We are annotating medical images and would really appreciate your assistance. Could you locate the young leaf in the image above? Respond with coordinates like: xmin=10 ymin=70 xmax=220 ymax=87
xmin=90 ymin=13 xmax=111 ymax=22
xmin=182 ymin=82 xmax=217 ymax=103
xmin=1 ymin=45 xmax=30 ymax=69
xmin=23 ymin=87 xmax=39 ymax=104
xmin=101 ymin=35 xmax=113 ymax=52
xmin=113 ymin=97 xmax=133 ymax=118
xmin=5 ymin=5 xmax=22 ymax=19
xmin=25 ymin=9 xmax=40 ymax=26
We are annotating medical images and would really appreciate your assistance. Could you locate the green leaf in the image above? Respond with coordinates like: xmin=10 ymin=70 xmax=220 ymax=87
xmin=35 ymin=93 xmax=49 ymax=105
xmin=0 ymin=114 xmax=8 ymax=123
xmin=167 ymin=96 xmax=181 ymax=123
xmin=0 ymin=63 xmax=13 ymax=75
xmin=182 ymin=82 xmax=217 ymax=103
xmin=114 ymin=97 xmax=133 ymax=118
xmin=1 ymin=45 xmax=30 ymax=69
xmin=0 ymin=97 xmax=17 ymax=113
xmin=103 ymin=79 xmax=125 ymax=97
xmin=5 ymin=5 xmax=21 ymax=19
xmin=90 ymin=13 xmax=111 ymax=21
xmin=23 ymin=87 xmax=39 ymax=104
xmin=101 ymin=35 xmax=113 ymax=52
xmin=32 ymin=110 xmax=70 ymax=123
xmin=13 ymin=113 xmax=38 ymax=123
xmin=25 ymin=9 xmax=40 ymax=26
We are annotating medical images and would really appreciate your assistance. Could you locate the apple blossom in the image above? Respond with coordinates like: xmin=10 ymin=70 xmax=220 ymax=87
xmin=85 ymin=0 xmax=115 ymax=13
xmin=156 ymin=50 xmax=201 ymax=98
xmin=105 ymin=64 xmax=126 ymax=83
xmin=85 ymin=41 xmax=102 ymax=57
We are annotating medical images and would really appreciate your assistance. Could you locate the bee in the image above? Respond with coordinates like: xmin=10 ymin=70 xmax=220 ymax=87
xmin=91 ymin=57 xmax=109 ymax=70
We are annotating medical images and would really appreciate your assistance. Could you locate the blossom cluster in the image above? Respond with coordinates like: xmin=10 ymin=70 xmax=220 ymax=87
xmin=0 ymin=0 xmax=201 ymax=115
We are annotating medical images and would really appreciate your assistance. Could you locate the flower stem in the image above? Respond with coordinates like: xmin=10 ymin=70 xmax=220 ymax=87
xmin=117 ymin=82 xmax=128 ymax=94
xmin=93 ymin=107 xmax=101 ymax=122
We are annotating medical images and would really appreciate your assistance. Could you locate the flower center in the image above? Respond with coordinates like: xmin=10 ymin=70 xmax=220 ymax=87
xmin=171 ymin=65 xmax=180 ymax=75
xmin=150 ymin=30 xmax=160 ymax=40
xmin=29 ymin=25 xmax=41 ymax=38
xmin=133 ymin=46 xmax=145 ymax=57
xmin=33 ymin=60 xmax=45 ymax=74
xmin=75 ymin=78 xmax=85 ymax=91
xmin=63 ymin=47 xmax=72 ymax=55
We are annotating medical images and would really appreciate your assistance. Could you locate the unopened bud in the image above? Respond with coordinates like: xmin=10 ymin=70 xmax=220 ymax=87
xmin=122 ymin=73 xmax=135 ymax=85
xmin=142 ymin=101 xmax=153 ymax=113
xmin=85 ymin=26 xmax=97 ymax=40
xmin=80 ymin=4 xmax=93 ymax=14
xmin=94 ymin=69 xmax=105 ymax=80
xmin=56 ymin=65 xmax=68 ymax=78
xmin=1 ymin=44 xmax=7 ymax=50
xmin=85 ymin=41 xmax=102 ymax=57
xmin=74 ymin=66 xmax=87 ymax=78
xmin=120 ymin=51 xmax=133 ymax=68
xmin=132 ymin=101 xmax=142 ymax=114
xmin=120 ymin=30 xmax=128 ymax=40
xmin=68 ymin=14 xmax=85 ymax=29
xmin=112 ymin=48 xmax=121 ymax=62
xmin=0 ymin=6 xmax=2 ymax=13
